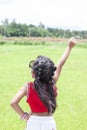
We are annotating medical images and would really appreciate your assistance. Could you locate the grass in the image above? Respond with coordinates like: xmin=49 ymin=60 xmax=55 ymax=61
xmin=0 ymin=42 xmax=87 ymax=130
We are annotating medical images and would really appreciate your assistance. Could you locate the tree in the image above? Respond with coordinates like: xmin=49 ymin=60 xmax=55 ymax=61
xmin=64 ymin=29 xmax=72 ymax=38
xmin=0 ymin=18 xmax=87 ymax=38
xmin=38 ymin=22 xmax=45 ymax=28
xmin=1 ymin=18 xmax=9 ymax=36
xmin=28 ymin=27 xmax=41 ymax=37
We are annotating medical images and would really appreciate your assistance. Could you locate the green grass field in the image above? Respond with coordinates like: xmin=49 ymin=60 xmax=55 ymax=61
xmin=0 ymin=43 xmax=87 ymax=130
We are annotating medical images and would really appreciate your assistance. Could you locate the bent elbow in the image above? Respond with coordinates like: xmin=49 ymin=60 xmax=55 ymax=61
xmin=10 ymin=101 xmax=17 ymax=108
xmin=10 ymin=101 xmax=14 ymax=107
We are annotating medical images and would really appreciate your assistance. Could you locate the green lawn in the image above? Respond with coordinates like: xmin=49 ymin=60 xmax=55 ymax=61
xmin=0 ymin=43 xmax=87 ymax=130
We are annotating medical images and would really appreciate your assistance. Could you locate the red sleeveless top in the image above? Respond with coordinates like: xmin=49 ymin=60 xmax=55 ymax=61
xmin=26 ymin=82 xmax=57 ymax=113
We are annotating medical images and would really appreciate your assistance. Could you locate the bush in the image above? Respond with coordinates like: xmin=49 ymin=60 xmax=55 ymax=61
xmin=0 ymin=41 xmax=6 ymax=45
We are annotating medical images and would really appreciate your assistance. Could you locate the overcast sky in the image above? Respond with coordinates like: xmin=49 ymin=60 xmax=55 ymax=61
xmin=0 ymin=0 xmax=87 ymax=30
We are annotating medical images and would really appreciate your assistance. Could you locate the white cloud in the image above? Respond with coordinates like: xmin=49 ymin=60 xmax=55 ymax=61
xmin=0 ymin=0 xmax=15 ymax=5
xmin=0 ymin=0 xmax=87 ymax=30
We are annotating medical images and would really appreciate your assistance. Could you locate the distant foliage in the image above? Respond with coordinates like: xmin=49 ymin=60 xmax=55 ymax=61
xmin=0 ymin=18 xmax=87 ymax=38
xmin=0 ymin=40 xmax=46 ymax=45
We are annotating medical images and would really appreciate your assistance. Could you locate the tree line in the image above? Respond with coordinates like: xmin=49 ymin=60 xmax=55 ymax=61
xmin=0 ymin=18 xmax=87 ymax=38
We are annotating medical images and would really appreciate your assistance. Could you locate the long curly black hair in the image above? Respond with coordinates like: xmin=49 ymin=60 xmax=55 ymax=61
xmin=29 ymin=55 xmax=57 ymax=113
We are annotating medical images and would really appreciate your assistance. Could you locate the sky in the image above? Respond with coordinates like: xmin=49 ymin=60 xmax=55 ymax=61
xmin=0 ymin=0 xmax=87 ymax=30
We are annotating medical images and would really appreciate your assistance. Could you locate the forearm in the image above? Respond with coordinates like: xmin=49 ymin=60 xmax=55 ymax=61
xmin=11 ymin=103 xmax=24 ymax=116
xmin=58 ymin=46 xmax=72 ymax=66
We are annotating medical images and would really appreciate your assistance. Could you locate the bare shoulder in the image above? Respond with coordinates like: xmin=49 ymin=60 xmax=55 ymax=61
xmin=16 ymin=83 xmax=29 ymax=97
xmin=22 ymin=83 xmax=29 ymax=95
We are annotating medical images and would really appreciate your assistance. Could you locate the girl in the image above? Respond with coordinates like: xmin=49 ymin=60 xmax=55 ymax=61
xmin=10 ymin=37 xmax=77 ymax=130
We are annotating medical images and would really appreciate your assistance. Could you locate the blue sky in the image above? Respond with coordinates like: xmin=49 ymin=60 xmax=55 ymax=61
xmin=0 ymin=0 xmax=87 ymax=30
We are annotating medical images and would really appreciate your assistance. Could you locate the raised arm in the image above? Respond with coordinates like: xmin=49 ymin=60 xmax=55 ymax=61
xmin=53 ymin=37 xmax=77 ymax=83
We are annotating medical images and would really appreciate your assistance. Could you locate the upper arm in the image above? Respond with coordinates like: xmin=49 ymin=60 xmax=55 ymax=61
xmin=11 ymin=85 xmax=27 ymax=104
xmin=53 ymin=63 xmax=63 ymax=83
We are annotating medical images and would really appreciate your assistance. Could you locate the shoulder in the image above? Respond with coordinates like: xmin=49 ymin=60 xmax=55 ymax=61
xmin=24 ymin=82 xmax=33 ymax=96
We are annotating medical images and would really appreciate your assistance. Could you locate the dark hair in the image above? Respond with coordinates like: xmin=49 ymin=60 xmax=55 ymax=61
xmin=29 ymin=55 xmax=57 ymax=113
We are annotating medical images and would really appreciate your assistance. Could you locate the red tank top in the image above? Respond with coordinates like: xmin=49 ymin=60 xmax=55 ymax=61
xmin=26 ymin=82 xmax=57 ymax=113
